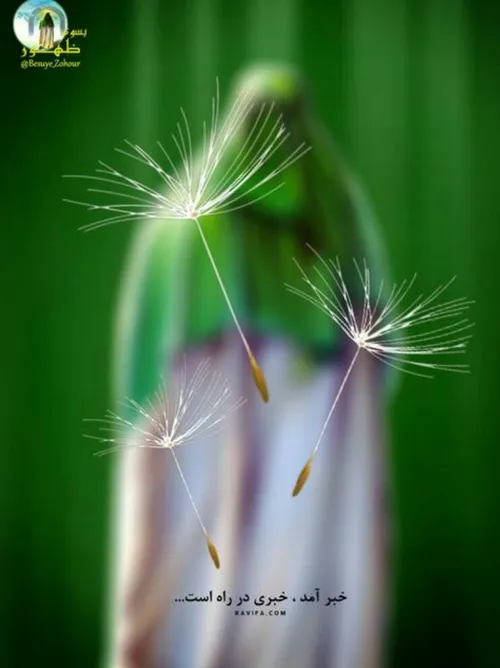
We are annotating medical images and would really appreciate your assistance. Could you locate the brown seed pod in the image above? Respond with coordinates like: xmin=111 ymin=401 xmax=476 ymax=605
xmin=249 ymin=354 xmax=269 ymax=403
xmin=292 ymin=457 xmax=314 ymax=497
xmin=206 ymin=537 xmax=220 ymax=569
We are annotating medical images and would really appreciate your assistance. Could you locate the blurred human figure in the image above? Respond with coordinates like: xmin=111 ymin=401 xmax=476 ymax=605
xmin=38 ymin=11 xmax=55 ymax=49
xmin=106 ymin=64 xmax=391 ymax=668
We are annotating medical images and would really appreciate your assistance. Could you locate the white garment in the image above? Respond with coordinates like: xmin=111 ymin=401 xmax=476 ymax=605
xmin=107 ymin=336 xmax=389 ymax=668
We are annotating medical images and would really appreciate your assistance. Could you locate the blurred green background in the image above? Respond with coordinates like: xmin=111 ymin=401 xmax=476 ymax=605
xmin=3 ymin=0 xmax=500 ymax=666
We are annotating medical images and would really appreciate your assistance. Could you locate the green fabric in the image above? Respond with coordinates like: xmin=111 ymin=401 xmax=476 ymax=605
xmin=119 ymin=71 xmax=389 ymax=409
xmin=39 ymin=12 xmax=55 ymax=29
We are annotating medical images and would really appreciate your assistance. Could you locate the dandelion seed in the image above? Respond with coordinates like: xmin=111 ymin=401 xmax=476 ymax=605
xmin=292 ymin=456 xmax=314 ymax=497
xmin=85 ymin=358 xmax=245 ymax=568
xmin=206 ymin=537 xmax=221 ymax=570
xmin=249 ymin=352 xmax=269 ymax=403
xmin=64 ymin=79 xmax=310 ymax=402
xmin=286 ymin=246 xmax=474 ymax=495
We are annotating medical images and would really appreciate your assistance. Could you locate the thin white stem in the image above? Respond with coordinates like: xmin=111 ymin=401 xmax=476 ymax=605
xmin=194 ymin=216 xmax=251 ymax=357
xmin=311 ymin=347 xmax=361 ymax=458
xmin=170 ymin=447 xmax=208 ymax=538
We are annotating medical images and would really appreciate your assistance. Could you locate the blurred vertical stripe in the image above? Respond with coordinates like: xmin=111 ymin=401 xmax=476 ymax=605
xmin=130 ymin=0 xmax=159 ymax=143
xmin=191 ymin=0 xmax=217 ymax=128
xmin=344 ymin=0 xmax=410 ymax=265
xmin=248 ymin=0 xmax=298 ymax=62
xmin=419 ymin=0 xmax=475 ymax=594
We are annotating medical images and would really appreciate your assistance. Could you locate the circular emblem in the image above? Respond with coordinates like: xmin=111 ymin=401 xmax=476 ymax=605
xmin=13 ymin=1 xmax=68 ymax=51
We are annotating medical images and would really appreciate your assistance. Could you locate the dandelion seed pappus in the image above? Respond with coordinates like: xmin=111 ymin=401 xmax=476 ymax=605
xmin=64 ymin=78 xmax=310 ymax=403
xmin=85 ymin=358 xmax=245 ymax=568
xmin=287 ymin=247 xmax=474 ymax=495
